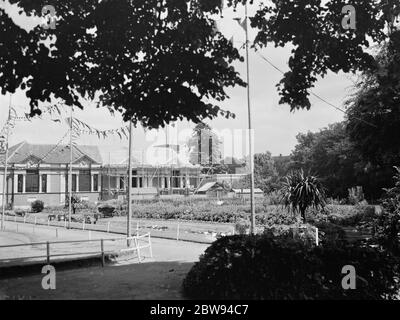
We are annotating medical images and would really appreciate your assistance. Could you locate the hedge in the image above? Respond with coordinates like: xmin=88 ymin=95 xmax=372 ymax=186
xmin=183 ymin=235 xmax=400 ymax=300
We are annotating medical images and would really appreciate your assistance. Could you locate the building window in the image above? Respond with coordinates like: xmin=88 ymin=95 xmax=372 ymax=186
xmin=172 ymin=170 xmax=180 ymax=188
xmin=17 ymin=175 xmax=23 ymax=193
xmin=65 ymin=174 xmax=77 ymax=192
xmin=93 ymin=174 xmax=98 ymax=192
xmin=41 ymin=175 xmax=47 ymax=193
xmin=119 ymin=177 xmax=125 ymax=190
xmin=72 ymin=174 xmax=77 ymax=192
xmin=79 ymin=170 xmax=91 ymax=192
xmin=139 ymin=177 xmax=143 ymax=188
xmin=132 ymin=170 xmax=137 ymax=188
xmin=26 ymin=170 xmax=39 ymax=193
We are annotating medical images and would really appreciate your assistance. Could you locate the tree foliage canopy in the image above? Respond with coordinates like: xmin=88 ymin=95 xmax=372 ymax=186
xmin=228 ymin=0 xmax=400 ymax=111
xmin=290 ymin=122 xmax=396 ymax=200
xmin=0 ymin=0 xmax=245 ymax=128
xmin=346 ymin=30 xmax=400 ymax=167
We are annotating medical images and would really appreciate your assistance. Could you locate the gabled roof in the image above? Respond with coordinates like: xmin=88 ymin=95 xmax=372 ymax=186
xmin=197 ymin=182 xmax=217 ymax=193
xmin=1 ymin=141 xmax=102 ymax=165
xmin=197 ymin=181 xmax=233 ymax=193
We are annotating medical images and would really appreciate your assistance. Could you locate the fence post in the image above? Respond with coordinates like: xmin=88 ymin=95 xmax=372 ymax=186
xmin=100 ymin=239 xmax=105 ymax=267
xmin=16 ymin=223 xmax=18 ymax=232
xmin=82 ymin=220 xmax=85 ymax=230
xmin=46 ymin=241 xmax=50 ymax=264
xmin=23 ymin=216 xmax=26 ymax=224
xmin=88 ymin=230 xmax=91 ymax=240
xmin=34 ymin=216 xmax=37 ymax=225
xmin=107 ymin=222 xmax=110 ymax=233
xmin=64 ymin=219 xmax=67 ymax=228
xmin=56 ymin=228 xmax=58 ymax=238
xmin=176 ymin=223 xmax=180 ymax=241
xmin=148 ymin=233 xmax=153 ymax=258
xmin=135 ymin=237 xmax=141 ymax=262
xmin=315 ymin=227 xmax=319 ymax=246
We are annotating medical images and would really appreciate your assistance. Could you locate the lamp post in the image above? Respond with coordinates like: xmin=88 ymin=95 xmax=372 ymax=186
xmin=244 ymin=3 xmax=255 ymax=234
xmin=68 ymin=107 xmax=73 ymax=229
xmin=127 ymin=120 xmax=133 ymax=246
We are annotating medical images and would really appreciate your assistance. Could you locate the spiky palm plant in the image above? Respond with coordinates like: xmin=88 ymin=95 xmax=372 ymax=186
xmin=280 ymin=170 xmax=326 ymax=222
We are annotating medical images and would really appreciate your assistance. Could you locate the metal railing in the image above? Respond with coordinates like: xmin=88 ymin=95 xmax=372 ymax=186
xmin=0 ymin=232 xmax=152 ymax=266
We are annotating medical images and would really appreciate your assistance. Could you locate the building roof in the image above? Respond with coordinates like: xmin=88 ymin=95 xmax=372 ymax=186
xmin=1 ymin=141 xmax=102 ymax=165
xmin=197 ymin=181 xmax=233 ymax=193
xmin=197 ymin=182 xmax=217 ymax=193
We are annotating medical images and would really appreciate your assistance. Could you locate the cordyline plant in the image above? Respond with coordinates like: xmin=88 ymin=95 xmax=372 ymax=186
xmin=280 ymin=170 xmax=326 ymax=223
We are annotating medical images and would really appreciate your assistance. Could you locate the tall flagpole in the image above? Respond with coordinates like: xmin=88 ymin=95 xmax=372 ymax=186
xmin=245 ymin=3 xmax=256 ymax=234
xmin=68 ymin=107 xmax=73 ymax=228
xmin=1 ymin=96 xmax=11 ymax=230
xmin=127 ymin=120 xmax=133 ymax=246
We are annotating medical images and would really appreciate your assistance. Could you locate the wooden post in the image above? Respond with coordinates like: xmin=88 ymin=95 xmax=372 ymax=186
xmin=56 ymin=228 xmax=58 ymax=238
xmin=148 ymin=233 xmax=153 ymax=258
xmin=34 ymin=216 xmax=37 ymax=225
xmin=16 ymin=223 xmax=18 ymax=232
xmin=315 ymin=227 xmax=319 ymax=246
xmin=23 ymin=216 xmax=26 ymax=224
xmin=100 ymin=239 xmax=105 ymax=267
xmin=107 ymin=221 xmax=110 ymax=233
xmin=82 ymin=219 xmax=85 ymax=230
xmin=135 ymin=237 xmax=141 ymax=262
xmin=176 ymin=223 xmax=180 ymax=241
xmin=46 ymin=241 xmax=50 ymax=264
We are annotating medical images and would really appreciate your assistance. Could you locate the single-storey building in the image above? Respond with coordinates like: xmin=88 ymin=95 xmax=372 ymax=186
xmin=0 ymin=141 xmax=102 ymax=209
xmin=196 ymin=181 xmax=234 ymax=198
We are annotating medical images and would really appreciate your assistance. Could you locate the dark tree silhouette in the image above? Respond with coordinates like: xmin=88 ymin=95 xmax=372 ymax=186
xmin=0 ymin=0 xmax=245 ymax=128
xmin=227 ymin=0 xmax=399 ymax=111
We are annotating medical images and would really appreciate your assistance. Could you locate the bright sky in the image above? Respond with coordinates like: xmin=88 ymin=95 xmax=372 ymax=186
xmin=0 ymin=1 xmax=355 ymax=162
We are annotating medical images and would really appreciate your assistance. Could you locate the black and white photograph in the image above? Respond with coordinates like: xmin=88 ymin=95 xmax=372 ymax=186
xmin=0 ymin=0 xmax=400 ymax=308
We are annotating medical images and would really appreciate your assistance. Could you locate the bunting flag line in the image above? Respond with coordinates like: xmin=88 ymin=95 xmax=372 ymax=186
xmin=67 ymin=116 xmax=130 ymax=140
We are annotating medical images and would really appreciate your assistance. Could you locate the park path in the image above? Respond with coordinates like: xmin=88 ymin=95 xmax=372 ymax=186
xmin=0 ymin=224 xmax=208 ymax=300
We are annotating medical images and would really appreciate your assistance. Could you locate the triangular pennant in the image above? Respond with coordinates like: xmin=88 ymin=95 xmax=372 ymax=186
xmin=234 ymin=17 xmax=247 ymax=32
xmin=240 ymin=17 xmax=247 ymax=32
xmin=219 ymin=0 xmax=224 ymax=17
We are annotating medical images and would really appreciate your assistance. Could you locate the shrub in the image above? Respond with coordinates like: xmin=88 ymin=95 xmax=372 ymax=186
xmin=372 ymin=167 xmax=400 ymax=256
xmin=347 ymin=186 xmax=365 ymax=205
xmin=97 ymin=204 xmax=116 ymax=217
xmin=183 ymin=235 xmax=399 ymax=300
xmin=14 ymin=209 xmax=28 ymax=217
xmin=234 ymin=219 xmax=250 ymax=235
xmin=313 ymin=221 xmax=347 ymax=244
xmin=264 ymin=190 xmax=282 ymax=205
xmin=31 ymin=200 xmax=44 ymax=213
xmin=280 ymin=170 xmax=326 ymax=222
